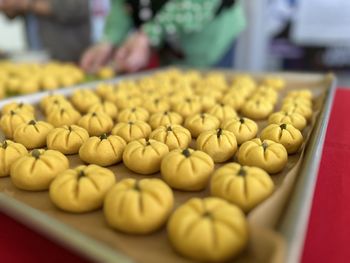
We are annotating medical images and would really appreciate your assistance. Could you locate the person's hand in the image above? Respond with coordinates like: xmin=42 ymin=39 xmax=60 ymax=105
xmin=114 ymin=31 xmax=151 ymax=73
xmin=80 ymin=42 xmax=114 ymax=74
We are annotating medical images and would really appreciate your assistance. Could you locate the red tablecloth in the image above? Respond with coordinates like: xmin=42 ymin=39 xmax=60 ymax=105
xmin=0 ymin=88 xmax=349 ymax=263
xmin=301 ymin=88 xmax=350 ymax=263
xmin=0 ymin=212 xmax=90 ymax=263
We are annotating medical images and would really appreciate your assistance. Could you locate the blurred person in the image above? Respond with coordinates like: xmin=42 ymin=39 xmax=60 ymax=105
xmin=81 ymin=0 xmax=246 ymax=73
xmin=0 ymin=0 xmax=91 ymax=61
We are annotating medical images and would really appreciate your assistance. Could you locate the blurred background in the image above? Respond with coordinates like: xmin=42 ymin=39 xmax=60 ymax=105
xmin=1 ymin=0 xmax=350 ymax=84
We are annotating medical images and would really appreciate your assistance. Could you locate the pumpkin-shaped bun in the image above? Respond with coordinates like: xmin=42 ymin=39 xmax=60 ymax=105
xmin=230 ymin=81 xmax=255 ymax=97
xmin=167 ymin=197 xmax=248 ymax=262
xmin=168 ymin=92 xmax=192 ymax=107
xmin=50 ymin=164 xmax=116 ymax=213
xmin=0 ymin=110 xmax=33 ymax=138
xmin=231 ymin=77 xmax=256 ymax=97
xmin=40 ymin=94 xmax=66 ymax=110
xmin=286 ymin=90 xmax=313 ymax=100
xmin=111 ymin=121 xmax=151 ymax=143
xmin=210 ymin=163 xmax=274 ymax=212
xmin=172 ymin=97 xmax=202 ymax=118
xmin=1 ymin=102 xmax=35 ymax=115
xmin=241 ymin=99 xmax=274 ymax=120
xmin=41 ymin=76 xmax=59 ymax=90
xmin=18 ymin=79 xmax=40 ymax=94
xmin=260 ymin=123 xmax=303 ymax=154
xmin=195 ymin=84 xmax=222 ymax=99
xmin=184 ymin=113 xmax=220 ymax=138
xmin=0 ymin=140 xmax=27 ymax=177
xmin=95 ymin=83 xmax=115 ymax=99
xmin=221 ymin=117 xmax=258 ymax=145
xmin=14 ymin=120 xmax=53 ymax=149
xmin=149 ymin=111 xmax=183 ymax=130
xmin=104 ymin=178 xmax=174 ymax=234
xmin=60 ymin=75 xmax=77 ymax=87
xmin=123 ymin=139 xmax=169 ymax=174
xmin=11 ymin=149 xmax=69 ymax=191
xmin=117 ymin=106 xmax=149 ymax=123
xmin=144 ymin=98 xmax=170 ymax=114
xmin=207 ymin=103 xmax=237 ymax=122
xmin=237 ymin=139 xmax=288 ymax=174
xmin=205 ymin=73 xmax=228 ymax=90
xmin=184 ymin=70 xmax=202 ymax=83
xmin=149 ymin=124 xmax=191 ymax=150
xmin=251 ymin=86 xmax=279 ymax=104
xmin=281 ymin=102 xmax=312 ymax=120
xmin=115 ymin=94 xmax=143 ymax=110
xmin=198 ymin=95 xmax=217 ymax=111
xmin=138 ymin=76 xmax=158 ymax=91
xmin=221 ymin=92 xmax=245 ymax=110
xmin=70 ymin=89 xmax=100 ymax=113
xmin=78 ymin=112 xmax=113 ymax=136
xmin=97 ymin=66 xmax=115 ymax=79
xmin=43 ymin=98 xmax=73 ymax=116
xmin=161 ymin=148 xmax=214 ymax=191
xmin=79 ymin=134 xmax=126 ymax=166
xmin=47 ymin=125 xmax=89 ymax=154
xmin=196 ymin=128 xmax=237 ymax=163
xmin=268 ymin=111 xmax=307 ymax=131
xmin=88 ymin=100 xmax=118 ymax=119
xmin=282 ymin=97 xmax=312 ymax=107
xmin=262 ymin=76 xmax=285 ymax=90
xmin=6 ymin=78 xmax=20 ymax=94
xmin=46 ymin=108 xmax=81 ymax=127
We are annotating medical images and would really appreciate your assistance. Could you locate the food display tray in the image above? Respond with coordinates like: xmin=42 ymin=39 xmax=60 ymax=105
xmin=0 ymin=69 xmax=337 ymax=263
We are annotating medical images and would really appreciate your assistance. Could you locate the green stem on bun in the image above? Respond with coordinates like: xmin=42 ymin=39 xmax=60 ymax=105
xmin=262 ymin=142 xmax=269 ymax=151
xmin=217 ymin=128 xmax=223 ymax=138
xmin=134 ymin=181 xmax=141 ymax=191
xmin=182 ymin=148 xmax=191 ymax=158
xmin=1 ymin=141 xmax=8 ymax=149
xmin=280 ymin=123 xmax=287 ymax=130
xmin=31 ymin=149 xmax=41 ymax=159
xmin=100 ymin=133 xmax=108 ymax=140
xmin=237 ymin=167 xmax=247 ymax=176
xmin=77 ymin=170 xmax=85 ymax=180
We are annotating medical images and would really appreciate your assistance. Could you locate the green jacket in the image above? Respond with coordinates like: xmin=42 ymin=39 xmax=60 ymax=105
xmin=103 ymin=0 xmax=246 ymax=67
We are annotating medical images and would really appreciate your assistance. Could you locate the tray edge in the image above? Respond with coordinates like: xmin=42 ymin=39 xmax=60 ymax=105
xmin=279 ymin=73 xmax=337 ymax=263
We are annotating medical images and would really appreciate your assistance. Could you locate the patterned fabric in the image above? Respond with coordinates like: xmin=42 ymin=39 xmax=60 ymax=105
xmin=142 ymin=0 xmax=222 ymax=46
xmin=104 ymin=0 xmax=245 ymax=67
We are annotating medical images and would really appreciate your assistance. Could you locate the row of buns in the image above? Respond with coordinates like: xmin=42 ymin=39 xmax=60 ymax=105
xmin=0 ymin=69 xmax=314 ymax=262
